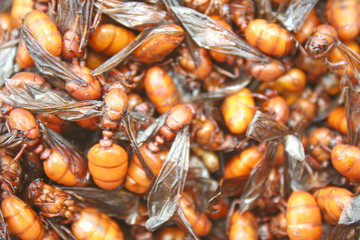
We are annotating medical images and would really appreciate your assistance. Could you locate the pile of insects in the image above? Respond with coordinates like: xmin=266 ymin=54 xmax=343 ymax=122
xmin=0 ymin=0 xmax=360 ymax=239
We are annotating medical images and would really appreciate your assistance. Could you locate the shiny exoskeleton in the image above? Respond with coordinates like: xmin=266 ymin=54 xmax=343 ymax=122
xmin=28 ymin=179 xmax=124 ymax=240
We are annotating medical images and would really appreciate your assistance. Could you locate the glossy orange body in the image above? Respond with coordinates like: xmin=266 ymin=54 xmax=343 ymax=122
xmin=192 ymin=115 xmax=225 ymax=150
xmin=42 ymin=230 xmax=60 ymax=240
xmin=24 ymin=10 xmax=62 ymax=57
xmin=229 ymin=211 xmax=258 ymax=240
xmin=221 ymin=88 xmax=255 ymax=134
xmin=179 ymin=47 xmax=213 ymax=80
xmin=286 ymin=190 xmax=322 ymax=240
xmin=65 ymin=63 xmax=102 ymax=100
xmin=314 ymin=187 xmax=353 ymax=224
xmin=178 ymin=193 xmax=212 ymax=236
xmin=16 ymin=37 xmax=35 ymax=69
xmin=331 ymin=144 xmax=360 ymax=179
xmin=103 ymin=88 xmax=128 ymax=121
xmin=288 ymin=91 xmax=317 ymax=127
xmin=75 ymin=117 xmax=99 ymax=131
xmin=8 ymin=108 xmax=40 ymax=147
xmin=0 ymin=12 xmax=13 ymax=31
xmin=327 ymin=107 xmax=347 ymax=134
xmin=86 ymin=50 xmax=108 ymax=70
xmin=245 ymin=19 xmax=295 ymax=56
xmin=144 ymin=66 xmax=182 ymax=114
xmin=71 ymin=207 xmax=124 ymax=240
xmin=9 ymin=72 xmax=48 ymax=89
xmin=134 ymin=24 xmax=184 ymax=63
xmin=89 ymin=24 xmax=136 ymax=56
xmin=326 ymin=0 xmax=360 ymax=40
xmin=0 ymin=149 xmax=22 ymax=188
xmin=225 ymin=145 xmax=264 ymax=178
xmin=156 ymin=226 xmax=186 ymax=240
xmin=1 ymin=195 xmax=44 ymax=240
xmin=273 ymin=68 xmax=306 ymax=93
xmin=245 ymin=59 xmax=285 ymax=82
xmin=11 ymin=0 xmax=34 ymax=27
xmin=125 ymin=144 xmax=165 ymax=194
xmin=42 ymin=149 xmax=89 ymax=186
xmin=88 ymin=143 xmax=128 ymax=190
xmin=294 ymin=9 xmax=321 ymax=44
xmin=262 ymin=96 xmax=289 ymax=124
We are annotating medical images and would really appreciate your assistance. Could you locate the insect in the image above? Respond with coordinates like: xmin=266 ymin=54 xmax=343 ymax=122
xmin=245 ymin=58 xmax=285 ymax=82
xmin=327 ymin=107 xmax=348 ymax=135
xmin=307 ymin=127 xmax=343 ymax=164
xmin=221 ymin=87 xmax=255 ymax=134
xmin=245 ymin=19 xmax=295 ymax=56
xmin=313 ymin=186 xmax=353 ymax=224
xmin=294 ymin=9 xmax=321 ymax=45
xmin=326 ymin=0 xmax=360 ymax=41
xmin=144 ymin=66 xmax=182 ymax=114
xmin=262 ymin=95 xmax=289 ymax=124
xmin=229 ymin=211 xmax=258 ymax=240
xmin=1 ymin=193 xmax=45 ymax=240
xmin=10 ymin=0 xmax=34 ymax=28
xmin=88 ymin=24 xmax=136 ymax=56
xmin=224 ymin=144 xmax=266 ymax=179
xmin=2 ymin=107 xmax=89 ymax=186
xmin=125 ymin=104 xmax=194 ymax=194
xmin=28 ymin=179 xmax=125 ymax=240
xmin=156 ymin=226 xmax=186 ymax=239
xmin=331 ymin=144 xmax=360 ymax=180
xmin=286 ymin=190 xmax=322 ymax=240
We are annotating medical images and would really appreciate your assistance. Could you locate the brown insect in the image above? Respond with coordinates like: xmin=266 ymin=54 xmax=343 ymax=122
xmin=326 ymin=0 xmax=360 ymax=41
xmin=125 ymin=104 xmax=194 ymax=194
xmin=1 ymin=107 xmax=89 ymax=186
xmin=28 ymin=179 xmax=124 ymax=240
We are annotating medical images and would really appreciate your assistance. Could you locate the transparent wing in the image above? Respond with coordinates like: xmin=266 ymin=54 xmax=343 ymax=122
xmin=146 ymin=126 xmax=190 ymax=231
xmin=95 ymin=0 xmax=166 ymax=30
xmin=40 ymin=123 xmax=89 ymax=183
xmin=171 ymin=6 xmax=268 ymax=62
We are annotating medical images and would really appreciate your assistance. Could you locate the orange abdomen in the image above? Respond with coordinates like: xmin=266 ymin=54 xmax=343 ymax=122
xmin=88 ymin=143 xmax=128 ymax=190
xmin=144 ymin=66 xmax=182 ymax=114
xmin=89 ymin=24 xmax=136 ymax=56
xmin=72 ymin=208 xmax=124 ymax=240
xmin=225 ymin=145 xmax=264 ymax=179
xmin=314 ymin=187 xmax=353 ymax=224
xmin=124 ymin=145 xmax=166 ymax=194
xmin=326 ymin=0 xmax=360 ymax=40
xmin=24 ymin=10 xmax=62 ymax=57
xmin=331 ymin=144 xmax=360 ymax=179
xmin=43 ymin=149 xmax=89 ymax=186
xmin=327 ymin=107 xmax=347 ymax=134
xmin=286 ymin=190 xmax=322 ymax=240
xmin=1 ymin=195 xmax=44 ymax=240
xmin=178 ymin=194 xmax=212 ymax=236
xmin=229 ymin=211 xmax=258 ymax=240
xmin=245 ymin=19 xmax=295 ymax=56
xmin=221 ymin=88 xmax=255 ymax=134
xmin=134 ymin=24 xmax=184 ymax=63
